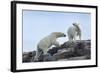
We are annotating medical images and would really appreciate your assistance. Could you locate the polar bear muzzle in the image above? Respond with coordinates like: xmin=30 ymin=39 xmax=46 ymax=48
xmin=58 ymin=33 xmax=66 ymax=37
xmin=64 ymin=34 xmax=66 ymax=37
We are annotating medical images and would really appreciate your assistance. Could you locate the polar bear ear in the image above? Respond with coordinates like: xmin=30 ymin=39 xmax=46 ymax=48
xmin=73 ymin=22 xmax=80 ymax=26
xmin=51 ymin=32 xmax=57 ymax=34
xmin=73 ymin=22 xmax=76 ymax=25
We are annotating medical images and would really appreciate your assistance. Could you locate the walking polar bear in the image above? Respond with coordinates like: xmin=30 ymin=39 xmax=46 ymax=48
xmin=34 ymin=32 xmax=66 ymax=61
xmin=67 ymin=23 xmax=81 ymax=41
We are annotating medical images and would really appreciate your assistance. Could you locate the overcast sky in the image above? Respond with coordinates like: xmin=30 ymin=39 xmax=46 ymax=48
xmin=23 ymin=10 xmax=91 ymax=52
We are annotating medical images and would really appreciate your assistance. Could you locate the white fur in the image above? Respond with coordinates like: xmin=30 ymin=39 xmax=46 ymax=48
xmin=38 ymin=32 xmax=66 ymax=54
xmin=67 ymin=23 xmax=81 ymax=41
xmin=34 ymin=32 xmax=66 ymax=61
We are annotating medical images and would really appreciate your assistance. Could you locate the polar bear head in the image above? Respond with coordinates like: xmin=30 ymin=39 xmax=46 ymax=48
xmin=73 ymin=22 xmax=80 ymax=27
xmin=51 ymin=32 xmax=66 ymax=38
xmin=72 ymin=22 xmax=81 ymax=40
xmin=72 ymin=22 xmax=81 ymax=32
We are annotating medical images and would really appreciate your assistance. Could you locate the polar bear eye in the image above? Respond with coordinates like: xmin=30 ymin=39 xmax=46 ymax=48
xmin=64 ymin=34 xmax=66 ymax=37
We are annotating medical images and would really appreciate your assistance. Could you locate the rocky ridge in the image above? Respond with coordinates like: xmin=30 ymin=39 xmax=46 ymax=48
xmin=23 ymin=40 xmax=91 ymax=63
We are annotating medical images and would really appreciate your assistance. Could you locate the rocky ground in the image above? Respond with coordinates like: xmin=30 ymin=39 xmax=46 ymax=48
xmin=23 ymin=40 xmax=91 ymax=63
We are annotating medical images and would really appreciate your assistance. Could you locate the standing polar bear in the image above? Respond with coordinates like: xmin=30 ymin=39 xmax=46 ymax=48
xmin=34 ymin=32 xmax=66 ymax=61
xmin=67 ymin=23 xmax=81 ymax=41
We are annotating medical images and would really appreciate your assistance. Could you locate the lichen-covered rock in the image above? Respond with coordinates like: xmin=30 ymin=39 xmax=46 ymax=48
xmin=22 ymin=40 xmax=91 ymax=62
xmin=68 ymin=56 xmax=89 ymax=60
xmin=43 ymin=53 xmax=56 ymax=61
xmin=61 ymin=41 xmax=77 ymax=48
xmin=73 ymin=40 xmax=91 ymax=58
xmin=47 ymin=47 xmax=62 ymax=56
xmin=23 ymin=51 xmax=36 ymax=62
xmin=53 ymin=49 xmax=71 ymax=60
xmin=49 ymin=40 xmax=91 ymax=60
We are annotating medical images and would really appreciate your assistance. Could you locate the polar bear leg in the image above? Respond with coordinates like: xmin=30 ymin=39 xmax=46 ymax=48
xmin=79 ymin=34 xmax=81 ymax=40
xmin=68 ymin=34 xmax=73 ymax=41
xmin=73 ymin=35 xmax=76 ymax=41
xmin=34 ymin=48 xmax=43 ymax=61
xmin=43 ymin=48 xmax=48 ymax=55
xmin=69 ymin=37 xmax=73 ymax=41
xmin=34 ymin=51 xmax=39 ymax=61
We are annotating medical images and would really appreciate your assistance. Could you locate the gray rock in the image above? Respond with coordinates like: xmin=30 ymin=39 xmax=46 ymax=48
xmin=68 ymin=56 xmax=88 ymax=60
xmin=23 ymin=51 xmax=36 ymax=62
xmin=22 ymin=40 xmax=91 ymax=62
xmin=61 ymin=41 xmax=77 ymax=49
xmin=53 ymin=49 xmax=72 ymax=60
xmin=52 ymin=40 xmax=91 ymax=60
xmin=47 ymin=47 xmax=62 ymax=56
xmin=74 ymin=40 xmax=91 ymax=57
xmin=43 ymin=53 xmax=56 ymax=61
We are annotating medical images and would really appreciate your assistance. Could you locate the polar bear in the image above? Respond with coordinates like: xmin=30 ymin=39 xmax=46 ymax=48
xmin=34 ymin=32 xmax=66 ymax=61
xmin=67 ymin=23 xmax=81 ymax=41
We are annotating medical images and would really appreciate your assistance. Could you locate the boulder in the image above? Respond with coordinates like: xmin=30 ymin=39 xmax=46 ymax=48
xmin=68 ymin=56 xmax=89 ymax=60
xmin=47 ymin=47 xmax=62 ymax=56
xmin=43 ymin=53 xmax=56 ymax=61
xmin=23 ymin=40 xmax=91 ymax=62
xmin=73 ymin=40 xmax=91 ymax=58
xmin=51 ymin=40 xmax=91 ymax=60
xmin=23 ymin=51 xmax=36 ymax=62
xmin=53 ymin=49 xmax=74 ymax=60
